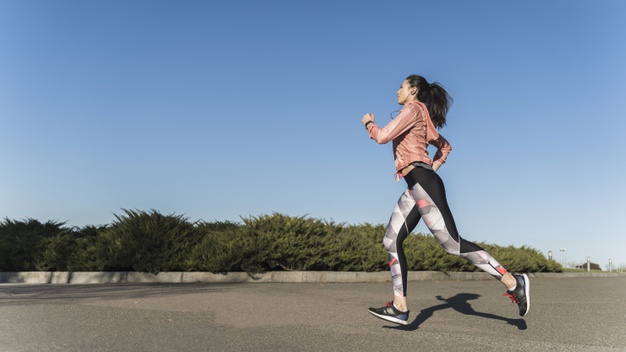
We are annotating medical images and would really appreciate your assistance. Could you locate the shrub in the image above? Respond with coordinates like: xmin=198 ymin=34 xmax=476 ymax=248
xmin=325 ymin=223 xmax=387 ymax=271
xmin=98 ymin=209 xmax=199 ymax=273
xmin=0 ymin=218 xmax=67 ymax=271
xmin=36 ymin=225 xmax=107 ymax=271
xmin=0 ymin=212 xmax=562 ymax=274
xmin=238 ymin=213 xmax=334 ymax=272
xmin=187 ymin=221 xmax=243 ymax=273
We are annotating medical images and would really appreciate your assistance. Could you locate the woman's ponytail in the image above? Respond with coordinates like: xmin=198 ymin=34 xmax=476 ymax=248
xmin=406 ymin=75 xmax=453 ymax=128
xmin=426 ymin=82 xmax=452 ymax=128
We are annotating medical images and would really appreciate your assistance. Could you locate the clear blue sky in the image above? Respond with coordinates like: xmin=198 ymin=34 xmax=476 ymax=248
xmin=1 ymin=1 xmax=625 ymax=269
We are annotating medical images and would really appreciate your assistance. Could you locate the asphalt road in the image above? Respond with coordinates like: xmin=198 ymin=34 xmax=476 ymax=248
xmin=1 ymin=276 xmax=624 ymax=352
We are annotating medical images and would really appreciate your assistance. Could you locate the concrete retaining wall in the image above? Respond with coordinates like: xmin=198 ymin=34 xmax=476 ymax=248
xmin=0 ymin=271 xmax=622 ymax=285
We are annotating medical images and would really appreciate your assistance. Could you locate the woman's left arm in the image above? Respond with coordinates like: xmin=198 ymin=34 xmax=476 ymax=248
xmin=431 ymin=133 xmax=452 ymax=170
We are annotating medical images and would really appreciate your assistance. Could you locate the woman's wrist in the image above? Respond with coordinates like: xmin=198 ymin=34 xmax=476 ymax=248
xmin=364 ymin=121 xmax=374 ymax=129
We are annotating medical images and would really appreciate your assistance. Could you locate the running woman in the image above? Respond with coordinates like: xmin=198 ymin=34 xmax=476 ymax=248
xmin=362 ymin=74 xmax=530 ymax=325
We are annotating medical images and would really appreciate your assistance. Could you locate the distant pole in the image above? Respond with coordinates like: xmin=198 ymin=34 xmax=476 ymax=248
xmin=608 ymin=259 xmax=612 ymax=272
xmin=587 ymin=256 xmax=590 ymax=272
xmin=548 ymin=251 xmax=553 ymax=260
xmin=559 ymin=248 xmax=566 ymax=268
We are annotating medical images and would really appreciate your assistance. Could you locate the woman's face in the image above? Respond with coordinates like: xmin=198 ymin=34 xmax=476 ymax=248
xmin=396 ymin=80 xmax=415 ymax=105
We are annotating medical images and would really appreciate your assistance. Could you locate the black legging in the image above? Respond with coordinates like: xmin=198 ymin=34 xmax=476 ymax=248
xmin=384 ymin=165 xmax=508 ymax=297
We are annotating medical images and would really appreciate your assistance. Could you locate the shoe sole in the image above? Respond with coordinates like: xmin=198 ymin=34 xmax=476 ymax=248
xmin=368 ymin=310 xmax=409 ymax=325
xmin=520 ymin=273 xmax=530 ymax=317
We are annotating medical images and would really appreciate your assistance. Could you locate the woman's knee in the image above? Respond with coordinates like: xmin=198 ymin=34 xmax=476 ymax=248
xmin=382 ymin=233 xmax=395 ymax=252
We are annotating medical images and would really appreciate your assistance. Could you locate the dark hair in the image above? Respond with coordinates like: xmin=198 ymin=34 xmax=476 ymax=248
xmin=405 ymin=74 xmax=452 ymax=128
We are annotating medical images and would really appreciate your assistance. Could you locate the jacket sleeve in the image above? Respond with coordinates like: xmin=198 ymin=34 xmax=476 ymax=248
xmin=368 ymin=106 xmax=417 ymax=144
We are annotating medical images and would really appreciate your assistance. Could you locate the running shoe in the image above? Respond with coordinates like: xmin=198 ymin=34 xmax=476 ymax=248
xmin=368 ymin=301 xmax=410 ymax=325
xmin=504 ymin=273 xmax=530 ymax=317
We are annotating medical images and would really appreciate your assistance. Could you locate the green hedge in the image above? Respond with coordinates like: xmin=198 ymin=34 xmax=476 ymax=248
xmin=0 ymin=210 xmax=561 ymax=274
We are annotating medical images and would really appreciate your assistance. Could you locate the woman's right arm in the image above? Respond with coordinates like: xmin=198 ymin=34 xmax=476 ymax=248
xmin=368 ymin=105 xmax=417 ymax=144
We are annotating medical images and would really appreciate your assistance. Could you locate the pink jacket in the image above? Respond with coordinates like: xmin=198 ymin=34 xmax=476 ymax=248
xmin=367 ymin=101 xmax=452 ymax=172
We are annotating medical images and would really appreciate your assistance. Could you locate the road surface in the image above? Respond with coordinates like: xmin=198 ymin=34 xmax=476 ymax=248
xmin=1 ymin=276 xmax=624 ymax=351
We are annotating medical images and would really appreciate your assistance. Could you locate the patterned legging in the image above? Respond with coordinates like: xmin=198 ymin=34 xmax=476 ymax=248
xmin=385 ymin=165 xmax=508 ymax=297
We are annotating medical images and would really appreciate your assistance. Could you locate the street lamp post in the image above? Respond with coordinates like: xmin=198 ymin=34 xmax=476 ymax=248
xmin=587 ymin=256 xmax=590 ymax=272
xmin=559 ymin=248 xmax=566 ymax=268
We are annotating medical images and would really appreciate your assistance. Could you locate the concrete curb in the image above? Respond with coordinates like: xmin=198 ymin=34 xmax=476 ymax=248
xmin=0 ymin=271 xmax=623 ymax=285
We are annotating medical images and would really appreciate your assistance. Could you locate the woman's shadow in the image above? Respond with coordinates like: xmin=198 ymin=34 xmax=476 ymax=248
xmin=385 ymin=293 xmax=527 ymax=331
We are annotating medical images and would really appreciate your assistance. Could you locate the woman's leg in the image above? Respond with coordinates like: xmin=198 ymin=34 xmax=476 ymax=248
xmin=383 ymin=189 xmax=422 ymax=309
xmin=407 ymin=169 xmax=509 ymax=280
xmin=403 ymin=167 xmax=530 ymax=316
xmin=368 ymin=188 xmax=421 ymax=325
